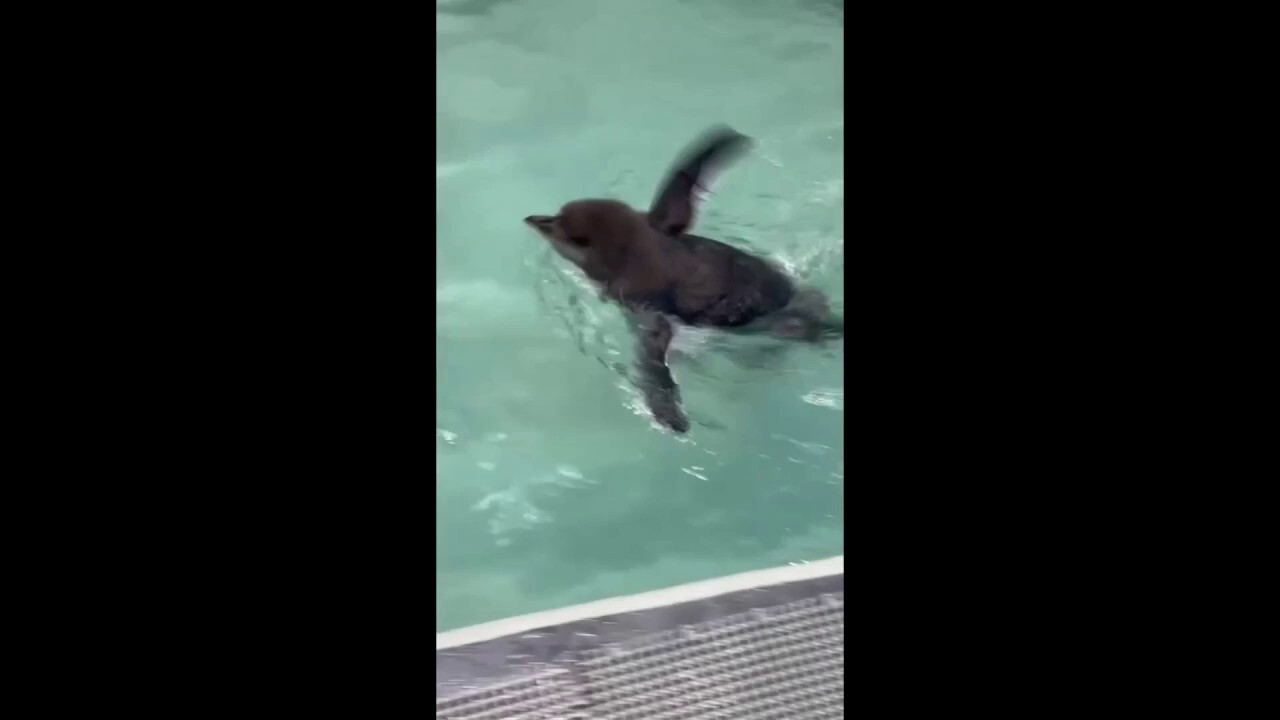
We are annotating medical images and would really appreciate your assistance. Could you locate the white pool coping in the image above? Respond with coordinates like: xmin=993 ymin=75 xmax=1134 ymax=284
xmin=437 ymin=554 xmax=844 ymax=650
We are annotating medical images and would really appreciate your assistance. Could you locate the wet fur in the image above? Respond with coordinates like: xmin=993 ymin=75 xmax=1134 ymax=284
xmin=525 ymin=126 xmax=842 ymax=433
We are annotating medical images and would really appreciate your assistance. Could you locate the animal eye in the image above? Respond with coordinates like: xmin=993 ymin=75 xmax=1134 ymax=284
xmin=569 ymin=236 xmax=590 ymax=246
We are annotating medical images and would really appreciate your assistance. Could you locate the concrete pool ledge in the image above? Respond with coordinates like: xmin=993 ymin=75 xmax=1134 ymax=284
xmin=437 ymin=554 xmax=843 ymax=649
xmin=437 ymin=555 xmax=845 ymax=717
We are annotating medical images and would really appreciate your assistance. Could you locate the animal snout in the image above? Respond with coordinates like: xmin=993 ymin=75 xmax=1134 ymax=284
xmin=524 ymin=215 xmax=555 ymax=230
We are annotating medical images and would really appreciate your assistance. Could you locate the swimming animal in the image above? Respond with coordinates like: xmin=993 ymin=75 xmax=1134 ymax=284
xmin=525 ymin=125 xmax=842 ymax=433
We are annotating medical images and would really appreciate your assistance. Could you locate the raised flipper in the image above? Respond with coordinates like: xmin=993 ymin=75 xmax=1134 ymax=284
xmin=629 ymin=310 xmax=689 ymax=433
xmin=648 ymin=126 xmax=753 ymax=237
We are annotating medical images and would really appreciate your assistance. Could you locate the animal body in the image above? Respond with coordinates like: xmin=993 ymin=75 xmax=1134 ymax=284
xmin=525 ymin=126 xmax=842 ymax=433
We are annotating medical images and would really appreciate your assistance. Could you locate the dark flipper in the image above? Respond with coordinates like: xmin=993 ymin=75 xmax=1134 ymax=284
xmin=629 ymin=311 xmax=689 ymax=433
xmin=648 ymin=126 xmax=753 ymax=237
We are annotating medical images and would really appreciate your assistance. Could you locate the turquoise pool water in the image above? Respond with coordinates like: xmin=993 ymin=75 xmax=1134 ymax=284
xmin=436 ymin=0 xmax=843 ymax=631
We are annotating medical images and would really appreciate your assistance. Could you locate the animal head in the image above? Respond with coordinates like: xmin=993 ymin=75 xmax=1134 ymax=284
xmin=523 ymin=126 xmax=753 ymax=291
xmin=523 ymin=199 xmax=649 ymax=281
